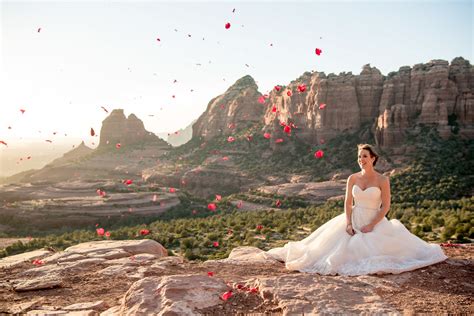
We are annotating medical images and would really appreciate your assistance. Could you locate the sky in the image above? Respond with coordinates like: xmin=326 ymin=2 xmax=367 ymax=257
xmin=0 ymin=0 xmax=472 ymax=150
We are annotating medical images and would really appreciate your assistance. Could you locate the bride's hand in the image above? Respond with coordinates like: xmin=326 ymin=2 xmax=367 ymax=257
xmin=345 ymin=224 xmax=355 ymax=236
xmin=361 ymin=224 xmax=374 ymax=233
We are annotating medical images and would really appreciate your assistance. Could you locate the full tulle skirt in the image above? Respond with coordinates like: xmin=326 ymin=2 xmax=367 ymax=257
xmin=267 ymin=207 xmax=447 ymax=276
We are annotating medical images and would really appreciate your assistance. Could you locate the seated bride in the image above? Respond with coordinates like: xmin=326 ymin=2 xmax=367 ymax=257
xmin=267 ymin=144 xmax=447 ymax=276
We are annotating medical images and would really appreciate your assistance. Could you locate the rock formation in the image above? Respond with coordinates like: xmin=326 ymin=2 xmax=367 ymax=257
xmin=99 ymin=109 xmax=169 ymax=149
xmin=192 ymin=75 xmax=264 ymax=141
xmin=0 ymin=241 xmax=472 ymax=314
xmin=192 ymin=58 xmax=473 ymax=150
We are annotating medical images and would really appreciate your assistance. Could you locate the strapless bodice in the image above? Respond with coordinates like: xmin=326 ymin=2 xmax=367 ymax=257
xmin=352 ymin=184 xmax=382 ymax=210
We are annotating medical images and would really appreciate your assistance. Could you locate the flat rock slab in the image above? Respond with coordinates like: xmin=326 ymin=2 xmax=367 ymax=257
xmin=0 ymin=249 xmax=53 ymax=269
xmin=64 ymin=239 xmax=167 ymax=259
xmin=119 ymin=274 xmax=229 ymax=315
xmin=206 ymin=246 xmax=280 ymax=266
xmin=13 ymin=274 xmax=63 ymax=292
xmin=254 ymin=273 xmax=399 ymax=315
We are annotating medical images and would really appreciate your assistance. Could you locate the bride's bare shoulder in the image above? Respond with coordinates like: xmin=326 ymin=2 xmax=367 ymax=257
xmin=376 ymin=173 xmax=389 ymax=184
xmin=347 ymin=172 xmax=361 ymax=182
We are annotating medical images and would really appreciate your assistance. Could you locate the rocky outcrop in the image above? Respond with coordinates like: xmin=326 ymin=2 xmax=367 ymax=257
xmin=192 ymin=75 xmax=264 ymax=141
xmin=193 ymin=58 xmax=472 ymax=151
xmin=0 ymin=244 xmax=472 ymax=315
xmin=99 ymin=109 xmax=170 ymax=149
xmin=375 ymin=58 xmax=474 ymax=147
xmin=47 ymin=141 xmax=93 ymax=167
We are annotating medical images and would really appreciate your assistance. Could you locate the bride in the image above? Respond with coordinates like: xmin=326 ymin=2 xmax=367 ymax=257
xmin=267 ymin=144 xmax=447 ymax=275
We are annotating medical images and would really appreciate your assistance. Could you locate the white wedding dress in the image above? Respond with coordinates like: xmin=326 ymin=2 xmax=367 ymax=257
xmin=267 ymin=184 xmax=447 ymax=276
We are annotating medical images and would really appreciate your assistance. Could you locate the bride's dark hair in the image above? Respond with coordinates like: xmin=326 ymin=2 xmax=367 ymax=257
xmin=357 ymin=144 xmax=379 ymax=166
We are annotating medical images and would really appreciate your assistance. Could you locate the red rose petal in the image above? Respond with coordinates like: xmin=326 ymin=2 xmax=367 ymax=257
xmin=271 ymin=106 xmax=277 ymax=113
xmin=90 ymin=128 xmax=95 ymax=136
xmin=227 ymin=136 xmax=235 ymax=142
xmin=315 ymin=48 xmax=322 ymax=56
xmin=221 ymin=290 xmax=233 ymax=301
xmin=225 ymin=22 xmax=231 ymax=29
xmin=274 ymin=85 xmax=281 ymax=92
xmin=315 ymin=150 xmax=324 ymax=158
xmin=258 ymin=96 xmax=266 ymax=104
xmin=263 ymin=133 xmax=271 ymax=139
xmin=215 ymin=194 xmax=222 ymax=201
xmin=319 ymin=103 xmax=326 ymax=110
xmin=207 ymin=271 xmax=214 ymax=277
xmin=213 ymin=241 xmax=219 ymax=247
xmin=124 ymin=179 xmax=133 ymax=185
xmin=101 ymin=106 xmax=109 ymax=113
xmin=286 ymin=90 xmax=292 ymax=97
xmin=208 ymin=203 xmax=217 ymax=211
xmin=96 ymin=228 xmax=105 ymax=236
xmin=0 ymin=141 xmax=7 ymax=146
xmin=275 ymin=199 xmax=282 ymax=207
xmin=116 ymin=143 xmax=121 ymax=149
xmin=283 ymin=125 xmax=291 ymax=134
xmin=297 ymin=84 xmax=306 ymax=92
xmin=275 ymin=138 xmax=284 ymax=143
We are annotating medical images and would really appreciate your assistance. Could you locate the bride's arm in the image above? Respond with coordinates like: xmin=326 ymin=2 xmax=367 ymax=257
xmin=362 ymin=176 xmax=391 ymax=232
xmin=344 ymin=175 xmax=355 ymax=235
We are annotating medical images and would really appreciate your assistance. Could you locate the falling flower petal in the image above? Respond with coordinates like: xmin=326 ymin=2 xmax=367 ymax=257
xmin=45 ymin=140 xmax=52 ymax=143
xmin=258 ymin=96 xmax=265 ymax=104
xmin=101 ymin=106 xmax=109 ymax=113
xmin=249 ymin=287 xmax=259 ymax=293
xmin=315 ymin=150 xmax=324 ymax=158
xmin=156 ymin=38 xmax=160 ymax=42
xmin=237 ymin=200 xmax=243 ymax=208
xmin=227 ymin=136 xmax=235 ymax=143
xmin=225 ymin=22 xmax=231 ymax=29
xmin=319 ymin=103 xmax=326 ymax=110
xmin=275 ymin=199 xmax=282 ymax=207
xmin=152 ymin=194 xmax=157 ymax=202
xmin=315 ymin=48 xmax=322 ymax=56
xmin=297 ymin=84 xmax=306 ymax=92
xmin=90 ymin=128 xmax=95 ymax=136
xmin=37 ymin=28 xmax=41 ymax=33
xmin=274 ymin=85 xmax=281 ymax=92
xmin=140 ymin=229 xmax=150 ymax=236
xmin=169 ymin=187 xmax=176 ymax=193
xmin=105 ymin=231 xmax=111 ymax=238
xmin=0 ymin=141 xmax=7 ymax=146
xmin=32 ymin=259 xmax=44 ymax=266
xmin=213 ymin=241 xmax=219 ymax=247
xmin=221 ymin=290 xmax=233 ymax=301
xmin=271 ymin=106 xmax=277 ymax=113
xmin=207 ymin=271 xmax=214 ymax=277
xmin=275 ymin=138 xmax=284 ymax=143
xmin=286 ymin=90 xmax=292 ymax=97
xmin=124 ymin=179 xmax=133 ymax=185
xmin=116 ymin=143 xmax=121 ymax=149
xmin=283 ymin=125 xmax=291 ymax=134
xmin=96 ymin=228 xmax=105 ymax=236
xmin=263 ymin=133 xmax=271 ymax=139
xmin=215 ymin=194 xmax=222 ymax=201
xmin=208 ymin=203 xmax=217 ymax=211
xmin=256 ymin=224 xmax=263 ymax=230
xmin=20 ymin=109 xmax=25 ymax=114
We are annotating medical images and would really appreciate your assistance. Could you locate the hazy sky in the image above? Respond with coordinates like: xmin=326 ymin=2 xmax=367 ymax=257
xmin=0 ymin=0 xmax=472 ymax=150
